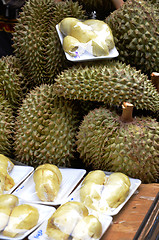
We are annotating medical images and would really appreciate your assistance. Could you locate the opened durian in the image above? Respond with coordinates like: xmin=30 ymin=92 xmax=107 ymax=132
xmin=105 ymin=0 xmax=159 ymax=77
xmin=14 ymin=84 xmax=80 ymax=168
xmin=0 ymin=95 xmax=14 ymax=157
xmin=54 ymin=61 xmax=159 ymax=114
xmin=13 ymin=0 xmax=87 ymax=85
xmin=76 ymin=102 xmax=159 ymax=183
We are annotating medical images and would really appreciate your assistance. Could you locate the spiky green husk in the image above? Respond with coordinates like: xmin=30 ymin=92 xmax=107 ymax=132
xmin=54 ymin=61 xmax=159 ymax=113
xmin=14 ymin=84 xmax=81 ymax=168
xmin=105 ymin=0 xmax=159 ymax=76
xmin=76 ymin=107 xmax=159 ymax=183
xmin=0 ymin=56 xmax=24 ymax=111
xmin=0 ymin=95 xmax=14 ymax=157
xmin=13 ymin=0 xmax=87 ymax=86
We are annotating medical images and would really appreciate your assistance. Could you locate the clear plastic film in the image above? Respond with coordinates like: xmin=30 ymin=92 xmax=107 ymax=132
xmin=58 ymin=17 xmax=115 ymax=58
xmin=33 ymin=164 xmax=63 ymax=202
xmin=46 ymin=201 xmax=103 ymax=240
xmin=0 ymin=154 xmax=15 ymax=194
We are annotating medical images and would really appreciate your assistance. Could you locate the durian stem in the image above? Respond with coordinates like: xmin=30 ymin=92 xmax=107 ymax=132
xmin=111 ymin=0 xmax=124 ymax=9
xmin=120 ymin=102 xmax=133 ymax=123
xmin=151 ymin=72 xmax=159 ymax=93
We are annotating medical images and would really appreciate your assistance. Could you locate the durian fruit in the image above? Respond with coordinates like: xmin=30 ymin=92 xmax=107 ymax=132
xmin=0 ymin=96 xmax=14 ymax=157
xmin=0 ymin=194 xmax=19 ymax=231
xmin=33 ymin=164 xmax=62 ymax=201
xmin=59 ymin=17 xmax=80 ymax=36
xmin=3 ymin=204 xmax=39 ymax=238
xmin=54 ymin=61 xmax=159 ymax=114
xmin=105 ymin=0 xmax=159 ymax=77
xmin=0 ymin=55 xmax=24 ymax=110
xmin=72 ymin=215 xmax=102 ymax=239
xmin=46 ymin=201 xmax=88 ymax=237
xmin=13 ymin=0 xmax=87 ymax=86
xmin=14 ymin=84 xmax=80 ymax=168
xmin=76 ymin=102 xmax=159 ymax=183
xmin=63 ymin=36 xmax=85 ymax=57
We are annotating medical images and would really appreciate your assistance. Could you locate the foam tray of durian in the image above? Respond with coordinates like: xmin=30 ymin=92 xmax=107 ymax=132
xmin=0 ymin=154 xmax=34 ymax=195
xmin=12 ymin=167 xmax=86 ymax=206
xmin=0 ymin=194 xmax=56 ymax=240
xmin=62 ymin=170 xmax=141 ymax=216
xmin=28 ymin=201 xmax=112 ymax=240
xmin=56 ymin=18 xmax=119 ymax=62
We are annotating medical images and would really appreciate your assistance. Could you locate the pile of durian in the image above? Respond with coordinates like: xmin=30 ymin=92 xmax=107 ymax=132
xmin=0 ymin=0 xmax=158 ymax=184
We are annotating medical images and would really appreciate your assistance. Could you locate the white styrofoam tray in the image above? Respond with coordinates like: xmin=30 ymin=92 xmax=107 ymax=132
xmin=56 ymin=24 xmax=119 ymax=62
xmin=28 ymin=208 xmax=112 ymax=240
xmin=13 ymin=168 xmax=86 ymax=205
xmin=62 ymin=171 xmax=141 ymax=216
xmin=0 ymin=197 xmax=56 ymax=240
xmin=5 ymin=165 xmax=34 ymax=194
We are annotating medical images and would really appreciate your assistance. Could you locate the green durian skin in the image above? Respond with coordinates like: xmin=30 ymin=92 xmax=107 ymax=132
xmin=0 ymin=95 xmax=14 ymax=157
xmin=0 ymin=56 xmax=24 ymax=111
xmin=13 ymin=0 xmax=87 ymax=87
xmin=105 ymin=0 xmax=159 ymax=77
xmin=14 ymin=84 xmax=80 ymax=168
xmin=54 ymin=60 xmax=159 ymax=114
xmin=76 ymin=107 xmax=159 ymax=183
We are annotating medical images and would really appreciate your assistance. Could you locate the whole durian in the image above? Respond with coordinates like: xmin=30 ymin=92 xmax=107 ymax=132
xmin=53 ymin=61 xmax=159 ymax=114
xmin=0 ymin=95 xmax=14 ymax=157
xmin=76 ymin=102 xmax=159 ymax=183
xmin=105 ymin=0 xmax=159 ymax=77
xmin=13 ymin=0 xmax=87 ymax=86
xmin=14 ymin=84 xmax=81 ymax=168
xmin=0 ymin=56 xmax=24 ymax=111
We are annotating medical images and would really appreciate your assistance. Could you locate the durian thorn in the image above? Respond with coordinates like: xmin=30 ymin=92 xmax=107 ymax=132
xmin=151 ymin=72 xmax=159 ymax=93
xmin=111 ymin=0 xmax=124 ymax=9
xmin=120 ymin=102 xmax=133 ymax=123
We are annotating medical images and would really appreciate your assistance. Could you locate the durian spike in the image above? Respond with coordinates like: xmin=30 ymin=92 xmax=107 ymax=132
xmin=120 ymin=102 xmax=134 ymax=123
xmin=151 ymin=72 xmax=159 ymax=92
xmin=111 ymin=0 xmax=124 ymax=9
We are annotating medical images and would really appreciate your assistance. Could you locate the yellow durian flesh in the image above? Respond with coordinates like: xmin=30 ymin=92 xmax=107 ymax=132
xmin=3 ymin=204 xmax=39 ymax=238
xmin=70 ymin=21 xmax=97 ymax=43
xmin=59 ymin=17 xmax=80 ymax=36
xmin=4 ymin=174 xmax=15 ymax=191
xmin=35 ymin=164 xmax=62 ymax=184
xmin=82 ymin=170 xmax=106 ymax=185
xmin=0 ymin=207 xmax=12 ymax=231
xmin=47 ymin=201 xmax=88 ymax=235
xmin=0 ymin=154 xmax=14 ymax=173
xmin=33 ymin=168 xmax=60 ymax=202
xmin=102 ymin=172 xmax=131 ymax=208
xmin=72 ymin=215 xmax=102 ymax=239
xmin=0 ymin=172 xmax=5 ymax=194
xmin=46 ymin=227 xmax=69 ymax=240
xmin=0 ymin=194 xmax=19 ymax=209
xmin=84 ymin=19 xmax=115 ymax=50
xmin=63 ymin=36 xmax=85 ymax=57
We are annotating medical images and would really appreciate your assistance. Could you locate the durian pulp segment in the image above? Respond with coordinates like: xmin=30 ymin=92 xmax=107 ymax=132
xmin=0 ymin=194 xmax=19 ymax=209
xmin=3 ymin=204 xmax=39 ymax=238
xmin=0 ymin=172 xmax=5 ymax=194
xmin=0 ymin=207 xmax=12 ymax=231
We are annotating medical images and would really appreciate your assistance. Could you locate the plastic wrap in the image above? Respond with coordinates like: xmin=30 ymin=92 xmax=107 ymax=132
xmin=0 ymin=194 xmax=56 ymax=239
xmin=29 ymin=201 xmax=112 ymax=240
xmin=64 ymin=171 xmax=141 ymax=216
xmin=56 ymin=18 xmax=119 ymax=61
xmin=13 ymin=167 xmax=86 ymax=205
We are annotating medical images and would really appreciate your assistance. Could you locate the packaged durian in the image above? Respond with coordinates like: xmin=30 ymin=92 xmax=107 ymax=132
xmin=57 ymin=17 xmax=118 ymax=60
xmin=45 ymin=201 xmax=105 ymax=240
xmin=33 ymin=164 xmax=62 ymax=202
xmin=0 ymin=154 xmax=15 ymax=194
xmin=0 ymin=194 xmax=56 ymax=239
